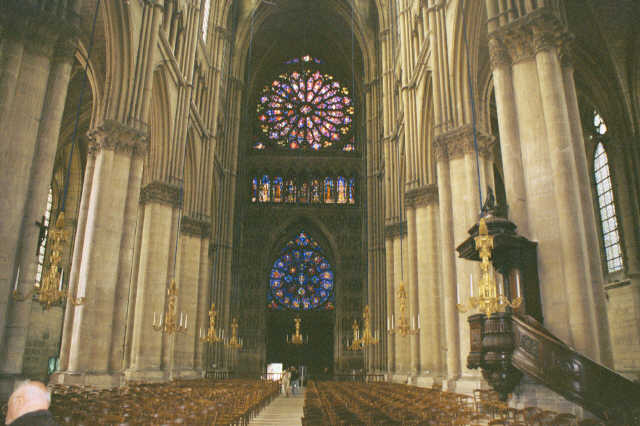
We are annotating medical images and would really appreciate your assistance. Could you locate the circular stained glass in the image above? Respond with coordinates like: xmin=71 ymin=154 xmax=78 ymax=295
xmin=257 ymin=69 xmax=354 ymax=150
xmin=268 ymin=231 xmax=335 ymax=311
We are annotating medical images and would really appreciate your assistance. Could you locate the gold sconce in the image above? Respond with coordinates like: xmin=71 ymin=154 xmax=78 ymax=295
xmin=153 ymin=279 xmax=188 ymax=334
xmin=456 ymin=218 xmax=522 ymax=317
xmin=287 ymin=317 xmax=307 ymax=345
xmin=12 ymin=213 xmax=84 ymax=309
xmin=227 ymin=317 xmax=243 ymax=349
xmin=200 ymin=303 xmax=222 ymax=343
xmin=349 ymin=305 xmax=379 ymax=351
xmin=388 ymin=282 xmax=419 ymax=336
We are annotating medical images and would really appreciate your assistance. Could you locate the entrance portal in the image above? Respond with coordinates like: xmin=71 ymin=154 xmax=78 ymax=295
xmin=266 ymin=311 xmax=334 ymax=378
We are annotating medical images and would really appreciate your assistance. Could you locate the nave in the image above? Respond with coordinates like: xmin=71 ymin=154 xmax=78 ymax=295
xmin=1 ymin=378 xmax=607 ymax=425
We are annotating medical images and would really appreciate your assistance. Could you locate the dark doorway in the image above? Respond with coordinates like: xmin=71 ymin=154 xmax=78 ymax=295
xmin=266 ymin=310 xmax=334 ymax=377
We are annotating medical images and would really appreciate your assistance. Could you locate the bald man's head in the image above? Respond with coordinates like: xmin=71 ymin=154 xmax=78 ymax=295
xmin=5 ymin=380 xmax=51 ymax=425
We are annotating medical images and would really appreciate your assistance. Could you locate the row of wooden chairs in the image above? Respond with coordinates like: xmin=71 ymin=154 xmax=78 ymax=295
xmin=44 ymin=379 xmax=279 ymax=425
xmin=302 ymin=381 xmax=605 ymax=426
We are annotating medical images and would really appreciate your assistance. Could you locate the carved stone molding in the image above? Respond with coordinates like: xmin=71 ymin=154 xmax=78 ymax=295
xmin=489 ymin=8 xmax=571 ymax=64
xmin=385 ymin=221 xmax=407 ymax=239
xmin=488 ymin=38 xmax=512 ymax=70
xmin=433 ymin=124 xmax=495 ymax=162
xmin=405 ymin=184 xmax=438 ymax=208
xmin=180 ymin=215 xmax=211 ymax=239
xmin=87 ymin=120 xmax=149 ymax=158
xmin=140 ymin=181 xmax=182 ymax=208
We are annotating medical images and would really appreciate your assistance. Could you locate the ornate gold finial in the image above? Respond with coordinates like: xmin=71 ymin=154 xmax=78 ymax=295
xmin=457 ymin=218 xmax=522 ymax=317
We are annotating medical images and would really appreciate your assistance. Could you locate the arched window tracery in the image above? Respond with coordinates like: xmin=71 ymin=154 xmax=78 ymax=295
xmin=592 ymin=113 xmax=623 ymax=274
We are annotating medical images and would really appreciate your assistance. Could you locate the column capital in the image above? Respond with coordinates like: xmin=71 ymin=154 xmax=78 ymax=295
xmin=139 ymin=181 xmax=182 ymax=208
xmin=88 ymin=120 xmax=149 ymax=157
xmin=405 ymin=184 xmax=438 ymax=208
xmin=180 ymin=215 xmax=212 ymax=238
xmin=488 ymin=37 xmax=512 ymax=70
xmin=385 ymin=221 xmax=407 ymax=239
xmin=433 ymin=124 xmax=495 ymax=162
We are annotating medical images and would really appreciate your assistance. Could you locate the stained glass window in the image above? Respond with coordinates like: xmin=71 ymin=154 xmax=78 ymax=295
xmin=201 ymin=0 xmax=211 ymax=41
xmin=272 ymin=176 xmax=283 ymax=203
xmin=348 ymin=177 xmax=356 ymax=204
xmin=259 ymin=175 xmax=270 ymax=202
xmin=250 ymin=175 xmax=358 ymax=206
xmin=324 ymin=177 xmax=335 ymax=203
xmin=268 ymin=231 xmax=335 ymax=311
xmin=256 ymin=61 xmax=354 ymax=151
xmin=35 ymin=187 xmax=53 ymax=286
xmin=593 ymin=113 xmax=623 ymax=274
xmin=337 ymin=176 xmax=347 ymax=204
xmin=284 ymin=177 xmax=297 ymax=203
xmin=310 ymin=178 xmax=322 ymax=203
xmin=251 ymin=177 xmax=258 ymax=203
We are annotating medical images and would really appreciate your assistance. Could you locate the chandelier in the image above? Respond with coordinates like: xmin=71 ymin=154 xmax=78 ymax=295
xmin=153 ymin=279 xmax=188 ymax=334
xmin=348 ymin=305 xmax=379 ymax=350
xmin=227 ymin=317 xmax=243 ymax=349
xmin=200 ymin=303 xmax=223 ymax=343
xmin=287 ymin=317 xmax=307 ymax=345
xmin=12 ymin=213 xmax=85 ymax=309
xmin=388 ymin=283 xmax=419 ymax=336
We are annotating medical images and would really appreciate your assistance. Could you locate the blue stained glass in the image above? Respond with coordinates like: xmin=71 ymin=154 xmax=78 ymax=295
xmin=267 ymin=231 xmax=335 ymax=311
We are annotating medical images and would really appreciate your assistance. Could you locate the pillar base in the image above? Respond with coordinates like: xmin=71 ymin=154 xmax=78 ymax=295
xmin=49 ymin=371 xmax=124 ymax=388
xmin=123 ymin=368 xmax=167 ymax=383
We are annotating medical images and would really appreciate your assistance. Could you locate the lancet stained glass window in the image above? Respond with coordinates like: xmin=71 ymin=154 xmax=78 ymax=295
xmin=593 ymin=112 xmax=623 ymax=273
xmin=268 ymin=231 xmax=335 ymax=311
xmin=256 ymin=57 xmax=354 ymax=151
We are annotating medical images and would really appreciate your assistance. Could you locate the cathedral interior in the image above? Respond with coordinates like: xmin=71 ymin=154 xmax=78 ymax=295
xmin=1 ymin=0 xmax=639 ymax=421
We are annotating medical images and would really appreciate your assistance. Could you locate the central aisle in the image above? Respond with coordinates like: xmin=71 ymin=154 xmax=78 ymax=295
xmin=249 ymin=390 xmax=305 ymax=426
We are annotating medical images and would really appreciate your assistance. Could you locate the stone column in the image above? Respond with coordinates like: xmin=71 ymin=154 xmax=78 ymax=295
xmin=409 ymin=185 xmax=442 ymax=385
xmin=434 ymin=152 xmax=460 ymax=384
xmin=561 ymin=52 xmax=613 ymax=366
xmin=488 ymin=38 xmax=529 ymax=235
xmin=124 ymin=182 xmax=181 ymax=381
xmin=0 ymin=35 xmax=56 ymax=381
xmin=0 ymin=43 xmax=75 ymax=386
xmin=51 ymin=121 xmax=147 ymax=387
xmin=406 ymin=207 xmax=420 ymax=375
xmin=534 ymin=29 xmax=597 ymax=359
xmin=385 ymin=238 xmax=395 ymax=373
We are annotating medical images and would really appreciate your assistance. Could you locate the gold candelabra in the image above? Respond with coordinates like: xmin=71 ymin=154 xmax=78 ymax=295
xmin=12 ymin=212 xmax=84 ymax=309
xmin=456 ymin=218 xmax=522 ymax=317
xmin=388 ymin=282 xmax=419 ymax=336
xmin=153 ymin=279 xmax=188 ymax=334
xmin=200 ymin=303 xmax=222 ymax=343
xmin=227 ymin=317 xmax=243 ymax=349
xmin=348 ymin=319 xmax=362 ymax=351
xmin=349 ymin=305 xmax=379 ymax=350
xmin=287 ymin=317 xmax=307 ymax=345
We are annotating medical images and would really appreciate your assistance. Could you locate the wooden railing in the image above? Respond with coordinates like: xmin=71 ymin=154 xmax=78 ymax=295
xmin=468 ymin=313 xmax=640 ymax=424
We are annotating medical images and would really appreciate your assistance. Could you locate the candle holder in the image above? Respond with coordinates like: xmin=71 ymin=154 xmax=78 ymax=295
xmin=457 ymin=218 xmax=522 ymax=317
xmin=12 ymin=213 xmax=85 ymax=309
xmin=287 ymin=317 xmax=307 ymax=345
xmin=388 ymin=283 xmax=419 ymax=336
xmin=348 ymin=319 xmax=362 ymax=351
xmin=153 ymin=279 xmax=188 ymax=334
xmin=349 ymin=305 xmax=379 ymax=350
xmin=227 ymin=317 xmax=243 ymax=349
xmin=200 ymin=303 xmax=222 ymax=343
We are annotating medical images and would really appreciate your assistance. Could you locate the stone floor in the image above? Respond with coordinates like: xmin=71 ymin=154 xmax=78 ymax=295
xmin=249 ymin=389 xmax=305 ymax=426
